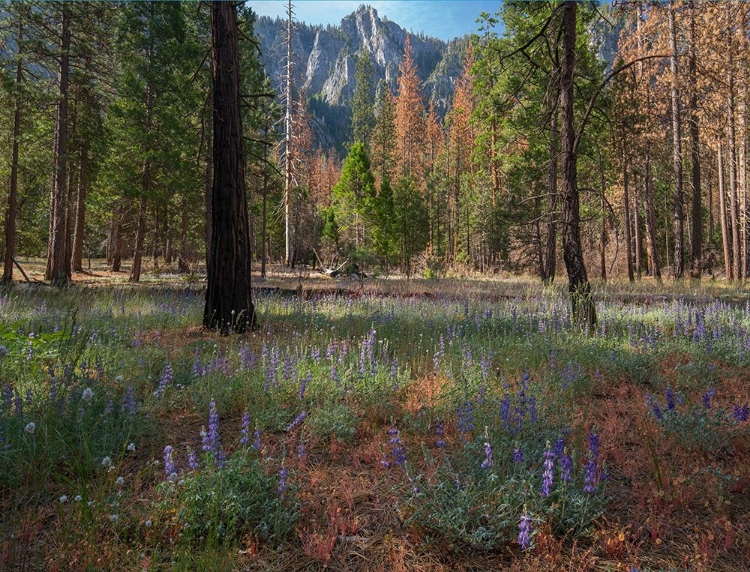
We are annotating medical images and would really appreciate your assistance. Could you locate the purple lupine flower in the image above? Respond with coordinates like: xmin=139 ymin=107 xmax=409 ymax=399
xmin=2 ymin=383 xmax=13 ymax=410
xmin=331 ymin=362 xmax=340 ymax=389
xmin=518 ymin=513 xmax=532 ymax=550
xmin=584 ymin=432 xmax=600 ymax=493
xmin=239 ymin=410 xmax=251 ymax=445
xmin=559 ymin=448 xmax=573 ymax=482
xmin=733 ymin=404 xmax=749 ymax=422
xmin=665 ymin=387 xmax=676 ymax=411
xmin=286 ymin=411 xmax=307 ymax=432
xmin=388 ymin=426 xmax=407 ymax=469
xmin=500 ymin=395 xmax=511 ymax=430
xmin=14 ymin=395 xmax=23 ymax=416
xmin=434 ymin=420 xmax=446 ymax=449
xmin=201 ymin=401 xmax=223 ymax=466
xmin=163 ymin=445 xmax=177 ymax=482
xmin=528 ymin=396 xmax=538 ymax=423
xmin=541 ymin=442 xmax=554 ymax=497
xmin=297 ymin=442 xmax=306 ymax=460
xmin=252 ymin=428 xmax=262 ymax=450
xmin=702 ymin=387 xmax=716 ymax=409
xmin=481 ymin=441 xmax=493 ymax=470
xmin=154 ymin=363 xmax=173 ymax=399
xmin=277 ymin=467 xmax=289 ymax=494
xmin=552 ymin=437 xmax=565 ymax=459
xmin=239 ymin=345 xmax=254 ymax=370
xmin=192 ymin=347 xmax=203 ymax=378
xmin=121 ymin=384 xmax=137 ymax=417
xmin=299 ymin=371 xmax=311 ymax=400
xmin=513 ymin=446 xmax=524 ymax=464
xmin=187 ymin=447 xmax=199 ymax=470
xmin=456 ymin=401 xmax=475 ymax=439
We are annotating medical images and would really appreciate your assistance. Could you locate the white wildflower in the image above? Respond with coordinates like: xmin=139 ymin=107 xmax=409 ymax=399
xmin=59 ymin=495 xmax=68 ymax=503
xmin=101 ymin=456 xmax=114 ymax=471
xmin=24 ymin=422 xmax=36 ymax=434
xmin=81 ymin=387 xmax=94 ymax=402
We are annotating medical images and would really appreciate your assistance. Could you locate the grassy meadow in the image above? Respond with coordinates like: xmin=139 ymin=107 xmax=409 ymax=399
xmin=0 ymin=261 xmax=748 ymax=571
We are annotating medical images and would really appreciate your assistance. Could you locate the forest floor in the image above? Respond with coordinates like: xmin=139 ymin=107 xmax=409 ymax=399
xmin=0 ymin=260 xmax=748 ymax=571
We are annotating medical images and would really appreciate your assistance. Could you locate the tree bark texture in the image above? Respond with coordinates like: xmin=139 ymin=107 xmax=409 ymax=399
xmin=203 ymin=0 xmax=255 ymax=333
xmin=669 ymin=0 xmax=685 ymax=279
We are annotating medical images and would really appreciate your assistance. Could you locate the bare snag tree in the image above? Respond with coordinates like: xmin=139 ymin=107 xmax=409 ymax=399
xmin=203 ymin=0 xmax=255 ymax=334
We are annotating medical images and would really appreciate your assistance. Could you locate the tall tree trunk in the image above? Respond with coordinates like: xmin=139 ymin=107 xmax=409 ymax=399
xmin=71 ymin=137 xmax=89 ymax=272
xmin=644 ymin=144 xmax=661 ymax=280
xmin=669 ymin=0 xmax=685 ymax=279
xmin=45 ymin=5 xmax=71 ymax=285
xmin=178 ymin=194 xmax=190 ymax=272
xmin=112 ymin=208 xmax=123 ymax=272
xmin=3 ymin=20 xmax=22 ymax=284
xmin=718 ymin=140 xmax=733 ymax=279
xmin=204 ymin=131 xmax=212 ymax=273
xmin=204 ymin=0 xmax=255 ymax=333
xmin=560 ymin=1 xmax=595 ymax=326
xmin=284 ymin=0 xmax=294 ymax=266
xmin=129 ymin=194 xmax=148 ymax=282
xmin=622 ymin=123 xmax=634 ymax=282
xmin=728 ymin=55 xmax=741 ymax=281
xmin=688 ymin=1 xmax=702 ymax=279
xmin=544 ymin=102 xmax=558 ymax=285
xmin=633 ymin=173 xmax=643 ymax=277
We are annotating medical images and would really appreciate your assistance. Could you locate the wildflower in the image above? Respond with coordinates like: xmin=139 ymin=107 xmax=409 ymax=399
xmin=59 ymin=495 xmax=68 ymax=503
xmin=116 ymin=476 xmax=124 ymax=487
xmin=0 ymin=345 xmax=6 ymax=360
xmin=559 ymin=448 xmax=573 ymax=482
xmin=154 ymin=364 xmax=173 ymax=399
xmin=583 ymin=432 xmax=600 ymax=493
xmin=239 ymin=410 xmax=251 ymax=445
xmin=187 ymin=447 xmax=199 ymax=470
xmin=121 ymin=384 xmax=137 ymax=417
xmin=388 ymin=426 xmax=407 ymax=469
xmin=277 ymin=466 xmax=289 ymax=494
xmin=481 ymin=441 xmax=493 ymax=470
xmin=1 ymin=383 xmax=12 ymax=410
xmin=145 ymin=518 xmax=152 ymax=527
xmin=109 ymin=514 xmax=119 ymax=523
xmin=434 ymin=420 xmax=446 ymax=449
xmin=164 ymin=445 xmax=177 ymax=481
xmin=298 ymin=371 xmax=310 ymax=400
xmin=101 ymin=456 xmax=114 ymax=472
xmin=513 ymin=446 xmax=524 ymax=464
xmin=733 ymin=404 xmax=749 ymax=422
xmin=24 ymin=422 xmax=36 ymax=434
xmin=286 ymin=411 xmax=307 ymax=432
xmin=81 ymin=387 xmax=94 ymax=403
xmin=252 ymin=428 xmax=262 ymax=450
xmin=702 ymin=387 xmax=716 ymax=409
xmin=541 ymin=442 xmax=554 ymax=497
xmin=127 ymin=442 xmax=136 ymax=453
xmin=518 ymin=513 xmax=533 ymax=550
xmin=297 ymin=442 xmax=306 ymax=460
xmin=201 ymin=401 xmax=222 ymax=463
xmin=665 ymin=387 xmax=676 ymax=411
xmin=73 ymin=495 xmax=82 ymax=502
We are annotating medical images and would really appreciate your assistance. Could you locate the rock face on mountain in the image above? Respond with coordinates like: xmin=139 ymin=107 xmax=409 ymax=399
xmin=255 ymin=5 xmax=468 ymax=153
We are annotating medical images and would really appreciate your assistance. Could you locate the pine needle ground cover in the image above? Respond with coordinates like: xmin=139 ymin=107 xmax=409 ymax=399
xmin=0 ymin=275 xmax=748 ymax=571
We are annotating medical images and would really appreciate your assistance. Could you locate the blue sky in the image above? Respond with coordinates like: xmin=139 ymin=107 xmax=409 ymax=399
xmin=250 ymin=1 xmax=503 ymax=41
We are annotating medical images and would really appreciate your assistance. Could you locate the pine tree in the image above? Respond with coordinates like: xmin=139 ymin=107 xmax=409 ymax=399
xmin=350 ymin=51 xmax=375 ymax=148
xmin=395 ymin=36 xmax=425 ymax=181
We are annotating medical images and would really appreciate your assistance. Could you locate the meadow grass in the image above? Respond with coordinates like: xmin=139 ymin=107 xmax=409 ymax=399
xmin=0 ymin=270 xmax=748 ymax=571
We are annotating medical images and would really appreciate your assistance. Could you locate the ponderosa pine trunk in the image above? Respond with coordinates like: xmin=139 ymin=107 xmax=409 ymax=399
xmin=622 ymin=123 xmax=634 ymax=282
xmin=203 ymin=0 xmax=255 ymax=333
xmin=129 ymin=194 xmax=148 ymax=282
xmin=543 ymin=102 xmax=558 ymax=285
xmin=718 ymin=140 xmax=733 ymax=279
xmin=45 ymin=5 xmax=71 ymax=285
xmin=560 ymin=1 xmax=595 ymax=326
xmin=178 ymin=194 xmax=190 ymax=272
xmin=3 ymin=20 xmax=22 ymax=284
xmin=688 ymin=1 xmax=702 ymax=279
xmin=112 ymin=209 xmax=123 ymax=272
xmin=669 ymin=0 xmax=684 ymax=280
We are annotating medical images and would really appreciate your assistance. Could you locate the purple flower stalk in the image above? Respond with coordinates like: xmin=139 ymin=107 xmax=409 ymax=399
xmin=559 ymin=449 xmax=573 ymax=482
xmin=252 ymin=428 xmax=262 ymax=450
xmin=434 ymin=420 xmax=446 ymax=449
xmin=154 ymin=363 xmax=173 ymax=399
xmin=121 ymin=384 xmax=137 ymax=417
xmin=518 ymin=513 xmax=532 ymax=550
xmin=388 ymin=426 xmax=407 ymax=469
xmin=481 ymin=441 xmax=493 ymax=470
xmin=286 ymin=411 xmax=307 ymax=432
xmin=665 ymin=387 xmax=676 ymax=411
xmin=541 ymin=442 xmax=554 ymax=497
xmin=513 ymin=446 xmax=524 ymax=464
xmin=733 ymin=404 xmax=749 ymax=422
xmin=201 ymin=401 xmax=223 ymax=466
xmin=702 ymin=387 xmax=716 ymax=409
xmin=583 ymin=432 xmax=600 ymax=493
xmin=163 ymin=445 xmax=177 ymax=481
xmin=297 ymin=442 xmax=306 ymax=460
xmin=187 ymin=447 xmax=199 ymax=470
xmin=239 ymin=410 xmax=251 ymax=445
xmin=277 ymin=467 xmax=289 ymax=494
xmin=299 ymin=371 xmax=311 ymax=400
